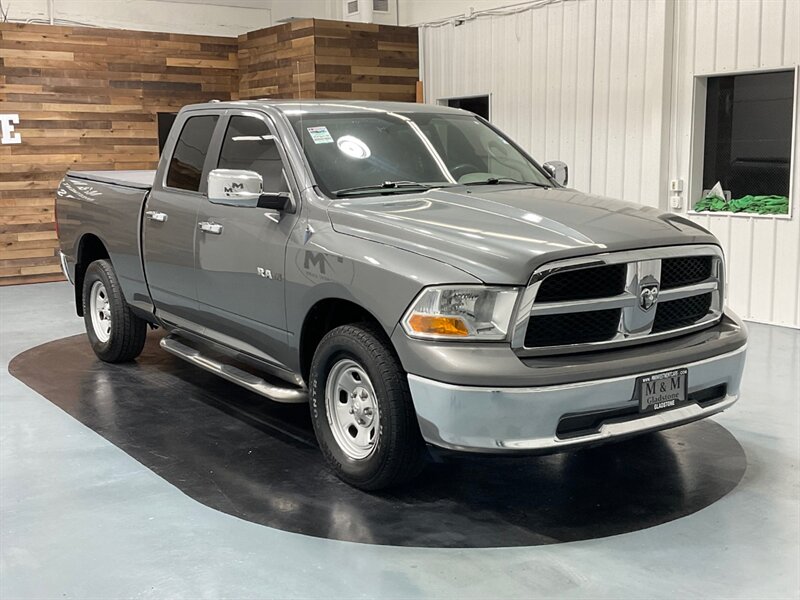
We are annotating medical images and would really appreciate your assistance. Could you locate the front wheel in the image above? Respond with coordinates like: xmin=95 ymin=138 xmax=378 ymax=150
xmin=309 ymin=323 xmax=427 ymax=491
xmin=82 ymin=259 xmax=147 ymax=363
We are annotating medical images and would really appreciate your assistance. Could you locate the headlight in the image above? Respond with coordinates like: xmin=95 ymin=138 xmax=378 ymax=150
xmin=401 ymin=286 xmax=520 ymax=340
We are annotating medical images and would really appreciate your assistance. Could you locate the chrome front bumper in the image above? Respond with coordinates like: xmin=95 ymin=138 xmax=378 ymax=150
xmin=407 ymin=344 xmax=747 ymax=453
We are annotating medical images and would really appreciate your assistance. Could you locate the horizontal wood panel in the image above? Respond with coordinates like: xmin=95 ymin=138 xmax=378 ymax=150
xmin=2 ymin=19 xmax=420 ymax=286
xmin=238 ymin=18 xmax=418 ymax=102
xmin=0 ymin=22 xmax=238 ymax=285
xmin=237 ymin=19 xmax=315 ymax=101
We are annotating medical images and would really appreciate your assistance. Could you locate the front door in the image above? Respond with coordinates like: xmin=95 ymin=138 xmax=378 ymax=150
xmin=194 ymin=111 xmax=298 ymax=367
xmin=143 ymin=112 xmax=220 ymax=329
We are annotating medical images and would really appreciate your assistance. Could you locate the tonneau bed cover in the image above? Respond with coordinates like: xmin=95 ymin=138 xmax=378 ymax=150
xmin=68 ymin=170 xmax=155 ymax=190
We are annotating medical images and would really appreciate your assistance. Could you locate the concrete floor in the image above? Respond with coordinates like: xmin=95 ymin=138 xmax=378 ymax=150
xmin=1 ymin=281 xmax=798 ymax=599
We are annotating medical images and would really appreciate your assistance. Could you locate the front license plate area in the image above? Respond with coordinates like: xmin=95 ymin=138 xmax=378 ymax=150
xmin=637 ymin=368 xmax=689 ymax=413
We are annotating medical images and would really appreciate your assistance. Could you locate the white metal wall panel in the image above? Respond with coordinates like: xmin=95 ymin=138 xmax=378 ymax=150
xmin=421 ymin=0 xmax=669 ymax=201
xmin=421 ymin=0 xmax=800 ymax=328
xmin=671 ymin=0 xmax=800 ymax=328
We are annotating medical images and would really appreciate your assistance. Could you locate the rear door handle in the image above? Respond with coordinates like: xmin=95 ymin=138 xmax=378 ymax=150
xmin=198 ymin=221 xmax=223 ymax=235
xmin=145 ymin=210 xmax=168 ymax=223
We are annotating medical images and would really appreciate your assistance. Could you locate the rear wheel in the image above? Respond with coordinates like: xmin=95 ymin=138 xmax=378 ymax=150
xmin=82 ymin=259 xmax=147 ymax=363
xmin=309 ymin=323 xmax=427 ymax=491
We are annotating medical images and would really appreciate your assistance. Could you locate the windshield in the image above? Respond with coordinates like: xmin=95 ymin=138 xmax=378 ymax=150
xmin=287 ymin=111 xmax=553 ymax=196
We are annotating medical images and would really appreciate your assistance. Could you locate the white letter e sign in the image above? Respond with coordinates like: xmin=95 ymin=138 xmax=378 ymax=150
xmin=1 ymin=114 xmax=22 ymax=145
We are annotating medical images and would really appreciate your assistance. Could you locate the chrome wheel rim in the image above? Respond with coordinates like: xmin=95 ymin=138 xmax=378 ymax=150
xmin=325 ymin=359 xmax=380 ymax=460
xmin=89 ymin=281 xmax=112 ymax=343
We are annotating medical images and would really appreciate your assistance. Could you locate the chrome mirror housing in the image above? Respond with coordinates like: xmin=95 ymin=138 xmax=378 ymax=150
xmin=208 ymin=169 xmax=262 ymax=208
xmin=543 ymin=161 xmax=569 ymax=186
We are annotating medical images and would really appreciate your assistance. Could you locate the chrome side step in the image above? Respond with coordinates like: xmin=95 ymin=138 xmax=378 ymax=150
xmin=160 ymin=335 xmax=307 ymax=404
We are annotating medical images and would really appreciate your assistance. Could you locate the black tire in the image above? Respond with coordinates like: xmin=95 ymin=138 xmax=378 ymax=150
xmin=82 ymin=259 xmax=147 ymax=363
xmin=309 ymin=322 xmax=427 ymax=491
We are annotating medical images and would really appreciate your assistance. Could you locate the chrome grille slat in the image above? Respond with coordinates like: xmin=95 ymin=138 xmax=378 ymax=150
xmin=532 ymin=279 xmax=719 ymax=316
xmin=530 ymin=293 xmax=636 ymax=315
xmin=511 ymin=245 xmax=725 ymax=356
xmin=656 ymin=279 xmax=718 ymax=302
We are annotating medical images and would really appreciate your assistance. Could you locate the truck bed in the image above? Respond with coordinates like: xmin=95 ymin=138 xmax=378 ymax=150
xmin=67 ymin=170 xmax=155 ymax=190
xmin=58 ymin=170 xmax=155 ymax=316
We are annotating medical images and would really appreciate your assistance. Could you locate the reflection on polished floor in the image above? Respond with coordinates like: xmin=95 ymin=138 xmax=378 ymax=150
xmin=9 ymin=333 xmax=748 ymax=548
xmin=2 ymin=283 xmax=799 ymax=598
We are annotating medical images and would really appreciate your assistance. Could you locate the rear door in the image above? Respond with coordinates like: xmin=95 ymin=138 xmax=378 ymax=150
xmin=143 ymin=110 xmax=221 ymax=329
xmin=194 ymin=110 xmax=300 ymax=367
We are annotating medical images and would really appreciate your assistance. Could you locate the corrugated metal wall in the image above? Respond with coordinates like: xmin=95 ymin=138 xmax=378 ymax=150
xmin=671 ymin=0 xmax=800 ymax=328
xmin=420 ymin=0 xmax=800 ymax=328
xmin=421 ymin=0 xmax=671 ymax=206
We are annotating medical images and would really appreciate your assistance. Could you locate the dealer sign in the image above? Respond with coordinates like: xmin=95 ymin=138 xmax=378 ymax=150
xmin=1 ymin=114 xmax=22 ymax=145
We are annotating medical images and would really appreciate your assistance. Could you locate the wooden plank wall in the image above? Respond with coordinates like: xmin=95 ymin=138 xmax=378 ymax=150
xmin=313 ymin=19 xmax=419 ymax=102
xmin=239 ymin=19 xmax=419 ymax=101
xmin=0 ymin=19 xmax=419 ymax=286
xmin=0 ymin=23 xmax=238 ymax=285
xmin=238 ymin=19 xmax=315 ymax=100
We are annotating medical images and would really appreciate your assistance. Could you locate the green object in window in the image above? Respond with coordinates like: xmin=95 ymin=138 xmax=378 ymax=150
xmin=694 ymin=195 xmax=729 ymax=212
xmin=694 ymin=194 xmax=789 ymax=215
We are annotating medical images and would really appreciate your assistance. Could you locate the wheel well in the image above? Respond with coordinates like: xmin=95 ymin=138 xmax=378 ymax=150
xmin=74 ymin=234 xmax=110 ymax=316
xmin=299 ymin=299 xmax=384 ymax=383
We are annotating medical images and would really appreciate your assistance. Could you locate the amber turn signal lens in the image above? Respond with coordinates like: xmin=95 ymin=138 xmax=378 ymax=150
xmin=407 ymin=314 xmax=470 ymax=336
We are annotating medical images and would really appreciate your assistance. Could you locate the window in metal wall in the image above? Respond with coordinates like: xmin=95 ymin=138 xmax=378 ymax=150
xmin=696 ymin=70 xmax=794 ymax=215
xmin=441 ymin=95 xmax=490 ymax=121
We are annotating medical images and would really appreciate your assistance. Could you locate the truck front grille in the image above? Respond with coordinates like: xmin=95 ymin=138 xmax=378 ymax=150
xmin=535 ymin=264 xmax=627 ymax=302
xmin=512 ymin=246 xmax=724 ymax=355
xmin=661 ymin=256 xmax=713 ymax=289
xmin=525 ymin=309 xmax=621 ymax=347
xmin=652 ymin=292 xmax=713 ymax=333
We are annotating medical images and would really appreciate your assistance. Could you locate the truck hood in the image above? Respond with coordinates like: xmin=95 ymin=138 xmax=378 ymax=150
xmin=327 ymin=186 xmax=717 ymax=284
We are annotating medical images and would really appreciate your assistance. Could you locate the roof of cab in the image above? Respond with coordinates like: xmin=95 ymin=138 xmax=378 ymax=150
xmin=180 ymin=99 xmax=468 ymax=116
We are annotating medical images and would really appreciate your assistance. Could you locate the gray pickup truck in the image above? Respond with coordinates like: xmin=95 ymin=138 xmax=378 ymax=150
xmin=56 ymin=100 xmax=747 ymax=490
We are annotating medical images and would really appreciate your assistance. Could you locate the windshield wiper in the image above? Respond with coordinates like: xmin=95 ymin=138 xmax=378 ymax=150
xmin=464 ymin=177 xmax=551 ymax=189
xmin=334 ymin=181 xmax=447 ymax=197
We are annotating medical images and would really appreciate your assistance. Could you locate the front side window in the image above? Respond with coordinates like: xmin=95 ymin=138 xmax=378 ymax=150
xmin=166 ymin=115 xmax=219 ymax=192
xmin=696 ymin=70 xmax=794 ymax=215
xmin=288 ymin=112 xmax=551 ymax=196
xmin=217 ymin=116 xmax=288 ymax=193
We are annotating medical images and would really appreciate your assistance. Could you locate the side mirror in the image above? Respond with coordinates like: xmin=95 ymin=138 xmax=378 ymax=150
xmin=208 ymin=169 xmax=263 ymax=208
xmin=543 ymin=160 xmax=569 ymax=186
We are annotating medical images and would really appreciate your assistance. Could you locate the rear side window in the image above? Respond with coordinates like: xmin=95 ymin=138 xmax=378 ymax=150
xmin=166 ymin=115 xmax=219 ymax=191
xmin=217 ymin=116 xmax=288 ymax=193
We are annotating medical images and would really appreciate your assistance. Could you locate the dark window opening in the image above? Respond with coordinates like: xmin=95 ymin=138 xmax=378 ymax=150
xmin=217 ymin=116 xmax=288 ymax=193
xmin=445 ymin=95 xmax=490 ymax=120
xmin=166 ymin=115 xmax=218 ymax=192
xmin=698 ymin=70 xmax=794 ymax=214
xmin=157 ymin=112 xmax=178 ymax=155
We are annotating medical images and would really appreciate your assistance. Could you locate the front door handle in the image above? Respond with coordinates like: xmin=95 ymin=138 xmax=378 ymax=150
xmin=145 ymin=210 xmax=168 ymax=223
xmin=198 ymin=221 xmax=223 ymax=235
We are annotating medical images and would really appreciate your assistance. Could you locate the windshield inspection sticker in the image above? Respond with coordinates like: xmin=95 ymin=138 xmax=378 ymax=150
xmin=307 ymin=126 xmax=334 ymax=144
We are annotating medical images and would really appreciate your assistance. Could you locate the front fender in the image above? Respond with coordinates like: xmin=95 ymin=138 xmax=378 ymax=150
xmin=283 ymin=213 xmax=480 ymax=372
